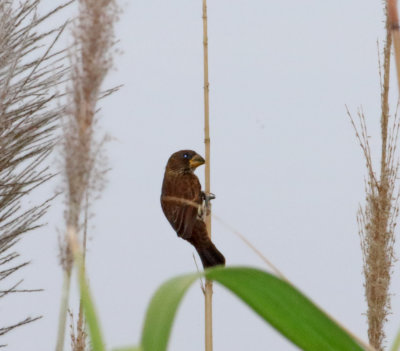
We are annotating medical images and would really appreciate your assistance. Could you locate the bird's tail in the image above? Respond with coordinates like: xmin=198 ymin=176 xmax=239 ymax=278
xmin=196 ymin=242 xmax=225 ymax=269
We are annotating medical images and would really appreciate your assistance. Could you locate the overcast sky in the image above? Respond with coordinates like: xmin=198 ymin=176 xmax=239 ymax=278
xmin=3 ymin=1 xmax=400 ymax=350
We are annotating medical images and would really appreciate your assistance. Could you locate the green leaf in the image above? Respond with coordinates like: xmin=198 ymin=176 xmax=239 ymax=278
xmin=141 ymin=273 xmax=200 ymax=351
xmin=206 ymin=267 xmax=364 ymax=351
xmin=140 ymin=266 xmax=364 ymax=351
xmin=113 ymin=347 xmax=142 ymax=351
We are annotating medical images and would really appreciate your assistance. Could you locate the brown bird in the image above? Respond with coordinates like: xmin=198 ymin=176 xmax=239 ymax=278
xmin=161 ymin=150 xmax=225 ymax=268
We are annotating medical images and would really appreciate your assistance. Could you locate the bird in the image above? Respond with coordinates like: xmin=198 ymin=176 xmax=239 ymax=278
xmin=160 ymin=150 xmax=225 ymax=268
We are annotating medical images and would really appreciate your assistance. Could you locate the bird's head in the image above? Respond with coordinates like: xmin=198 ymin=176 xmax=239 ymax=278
xmin=166 ymin=150 xmax=205 ymax=173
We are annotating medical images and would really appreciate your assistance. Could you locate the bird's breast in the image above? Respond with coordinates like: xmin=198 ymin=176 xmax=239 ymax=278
xmin=161 ymin=171 xmax=201 ymax=202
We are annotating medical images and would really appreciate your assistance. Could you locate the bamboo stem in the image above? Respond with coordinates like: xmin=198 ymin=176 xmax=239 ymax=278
xmin=202 ymin=1 xmax=213 ymax=351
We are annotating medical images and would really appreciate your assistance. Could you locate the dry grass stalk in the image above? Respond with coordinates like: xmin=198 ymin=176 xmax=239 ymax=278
xmin=201 ymin=1 xmax=214 ymax=351
xmin=388 ymin=0 xmax=400 ymax=93
xmin=349 ymin=7 xmax=399 ymax=347
xmin=0 ymin=0 xmax=70 ymax=345
xmin=212 ymin=214 xmax=288 ymax=281
xmin=56 ymin=0 xmax=118 ymax=350
xmin=64 ymin=0 xmax=117 ymax=234
xmin=69 ymin=310 xmax=87 ymax=351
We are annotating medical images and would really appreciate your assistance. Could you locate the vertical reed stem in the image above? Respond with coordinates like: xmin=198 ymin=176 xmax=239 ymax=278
xmin=388 ymin=0 xmax=400 ymax=93
xmin=76 ymin=194 xmax=89 ymax=347
xmin=55 ymin=271 xmax=72 ymax=351
xmin=202 ymin=1 xmax=213 ymax=351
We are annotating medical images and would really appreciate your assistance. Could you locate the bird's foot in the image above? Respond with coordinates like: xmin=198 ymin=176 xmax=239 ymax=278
xmin=201 ymin=192 xmax=216 ymax=217
xmin=207 ymin=192 xmax=216 ymax=201
xmin=202 ymin=191 xmax=216 ymax=201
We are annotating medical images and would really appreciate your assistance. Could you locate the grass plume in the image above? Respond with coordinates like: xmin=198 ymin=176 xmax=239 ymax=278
xmin=56 ymin=0 xmax=119 ymax=350
xmin=0 ymin=0 xmax=70 ymax=345
xmin=349 ymin=4 xmax=399 ymax=348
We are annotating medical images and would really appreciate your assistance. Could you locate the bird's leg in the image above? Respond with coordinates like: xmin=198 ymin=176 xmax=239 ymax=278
xmin=201 ymin=192 xmax=216 ymax=217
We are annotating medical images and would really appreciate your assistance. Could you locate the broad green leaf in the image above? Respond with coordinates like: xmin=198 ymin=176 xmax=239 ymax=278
xmin=113 ymin=347 xmax=142 ymax=351
xmin=206 ymin=267 xmax=364 ymax=351
xmin=140 ymin=266 xmax=364 ymax=351
xmin=141 ymin=273 xmax=200 ymax=351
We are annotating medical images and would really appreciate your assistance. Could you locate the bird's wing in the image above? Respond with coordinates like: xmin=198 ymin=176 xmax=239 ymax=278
xmin=166 ymin=200 xmax=198 ymax=239
xmin=161 ymin=173 xmax=201 ymax=239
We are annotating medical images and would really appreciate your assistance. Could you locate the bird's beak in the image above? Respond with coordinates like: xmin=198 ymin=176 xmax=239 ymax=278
xmin=189 ymin=154 xmax=205 ymax=169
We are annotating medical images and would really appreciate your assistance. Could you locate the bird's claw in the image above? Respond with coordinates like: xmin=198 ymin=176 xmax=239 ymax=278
xmin=207 ymin=193 xmax=216 ymax=201
xmin=201 ymin=192 xmax=216 ymax=218
xmin=202 ymin=192 xmax=216 ymax=201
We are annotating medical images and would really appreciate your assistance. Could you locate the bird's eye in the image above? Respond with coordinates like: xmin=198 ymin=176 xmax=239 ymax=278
xmin=183 ymin=153 xmax=189 ymax=159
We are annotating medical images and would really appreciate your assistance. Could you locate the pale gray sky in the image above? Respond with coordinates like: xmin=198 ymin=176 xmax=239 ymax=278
xmin=3 ymin=1 xmax=400 ymax=350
